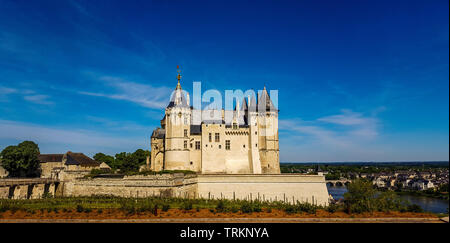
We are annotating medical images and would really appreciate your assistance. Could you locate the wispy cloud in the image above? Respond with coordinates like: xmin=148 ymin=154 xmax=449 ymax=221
xmin=79 ymin=74 xmax=172 ymax=109
xmin=23 ymin=94 xmax=53 ymax=105
xmin=0 ymin=86 xmax=53 ymax=105
xmin=85 ymin=115 xmax=149 ymax=132
xmin=0 ymin=119 xmax=144 ymax=156
xmin=280 ymin=109 xmax=381 ymax=149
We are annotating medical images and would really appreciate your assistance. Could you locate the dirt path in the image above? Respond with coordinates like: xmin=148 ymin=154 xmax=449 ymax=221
xmin=0 ymin=217 xmax=445 ymax=223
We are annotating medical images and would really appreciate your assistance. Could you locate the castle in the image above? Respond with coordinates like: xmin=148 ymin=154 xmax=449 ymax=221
xmin=150 ymin=69 xmax=280 ymax=174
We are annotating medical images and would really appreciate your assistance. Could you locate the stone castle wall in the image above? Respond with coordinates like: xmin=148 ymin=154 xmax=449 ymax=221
xmin=197 ymin=174 xmax=329 ymax=206
xmin=1 ymin=174 xmax=330 ymax=206
xmin=62 ymin=173 xmax=198 ymax=198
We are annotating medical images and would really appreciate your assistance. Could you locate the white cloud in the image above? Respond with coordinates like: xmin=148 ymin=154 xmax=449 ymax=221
xmin=23 ymin=94 xmax=53 ymax=105
xmin=85 ymin=115 xmax=149 ymax=132
xmin=279 ymin=109 xmax=382 ymax=161
xmin=79 ymin=75 xmax=172 ymax=109
xmin=0 ymin=86 xmax=17 ymax=95
xmin=318 ymin=109 xmax=374 ymax=126
xmin=0 ymin=120 xmax=144 ymax=156
xmin=0 ymin=85 xmax=53 ymax=105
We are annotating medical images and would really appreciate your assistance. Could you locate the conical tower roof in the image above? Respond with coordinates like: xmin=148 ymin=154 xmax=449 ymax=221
xmin=167 ymin=66 xmax=189 ymax=108
xmin=241 ymin=97 xmax=248 ymax=111
xmin=257 ymin=86 xmax=278 ymax=112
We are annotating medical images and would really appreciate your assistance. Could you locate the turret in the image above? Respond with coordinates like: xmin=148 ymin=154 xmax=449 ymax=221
xmin=257 ymin=86 xmax=280 ymax=174
xmin=163 ymin=66 xmax=191 ymax=170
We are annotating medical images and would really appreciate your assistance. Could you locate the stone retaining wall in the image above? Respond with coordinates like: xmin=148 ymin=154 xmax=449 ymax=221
xmin=1 ymin=174 xmax=330 ymax=205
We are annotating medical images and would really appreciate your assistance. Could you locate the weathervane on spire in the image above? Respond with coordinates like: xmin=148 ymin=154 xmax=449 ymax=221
xmin=176 ymin=65 xmax=182 ymax=90
xmin=177 ymin=65 xmax=182 ymax=82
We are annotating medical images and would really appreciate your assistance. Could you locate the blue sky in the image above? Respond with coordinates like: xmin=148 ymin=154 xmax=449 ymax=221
xmin=0 ymin=0 xmax=448 ymax=162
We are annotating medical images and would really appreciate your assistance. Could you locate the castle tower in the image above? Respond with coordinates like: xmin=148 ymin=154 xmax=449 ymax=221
xmin=246 ymin=95 xmax=262 ymax=174
xmin=257 ymin=87 xmax=280 ymax=174
xmin=163 ymin=66 xmax=191 ymax=170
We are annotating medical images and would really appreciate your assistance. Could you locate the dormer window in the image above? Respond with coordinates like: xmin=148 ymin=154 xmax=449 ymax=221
xmin=233 ymin=123 xmax=238 ymax=129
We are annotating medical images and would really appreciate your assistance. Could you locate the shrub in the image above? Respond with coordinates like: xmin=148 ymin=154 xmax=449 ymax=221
xmin=231 ymin=206 xmax=239 ymax=213
xmin=407 ymin=204 xmax=423 ymax=213
xmin=76 ymin=205 xmax=84 ymax=213
xmin=283 ymin=205 xmax=296 ymax=214
xmin=162 ymin=204 xmax=170 ymax=212
xmin=182 ymin=201 xmax=193 ymax=211
xmin=344 ymin=179 xmax=377 ymax=213
xmin=215 ymin=200 xmax=225 ymax=213
xmin=326 ymin=203 xmax=339 ymax=213
xmin=240 ymin=202 xmax=253 ymax=214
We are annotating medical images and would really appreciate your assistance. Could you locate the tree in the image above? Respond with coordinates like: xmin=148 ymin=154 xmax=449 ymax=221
xmin=119 ymin=153 xmax=140 ymax=172
xmin=93 ymin=153 xmax=115 ymax=168
xmin=343 ymin=179 xmax=376 ymax=213
xmin=132 ymin=149 xmax=149 ymax=165
xmin=0 ymin=141 xmax=41 ymax=177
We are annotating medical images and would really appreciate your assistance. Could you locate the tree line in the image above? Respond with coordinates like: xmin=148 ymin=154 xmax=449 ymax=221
xmin=0 ymin=140 xmax=149 ymax=177
xmin=93 ymin=149 xmax=150 ymax=173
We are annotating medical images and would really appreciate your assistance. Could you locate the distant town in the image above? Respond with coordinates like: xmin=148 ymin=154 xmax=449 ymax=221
xmin=281 ymin=162 xmax=449 ymax=199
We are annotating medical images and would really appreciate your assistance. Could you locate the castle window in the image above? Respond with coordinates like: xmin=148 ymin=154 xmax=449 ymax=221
xmin=184 ymin=129 xmax=188 ymax=137
xmin=255 ymin=131 xmax=257 ymax=135
xmin=195 ymin=141 xmax=200 ymax=150
xmin=255 ymin=143 xmax=257 ymax=147
xmin=190 ymin=143 xmax=193 ymax=148
xmin=225 ymin=140 xmax=230 ymax=150
xmin=243 ymin=144 xmax=245 ymax=148
xmin=184 ymin=141 xmax=187 ymax=149
xmin=219 ymin=145 xmax=222 ymax=149
xmin=209 ymin=133 xmax=212 ymax=142
xmin=215 ymin=133 xmax=220 ymax=142
xmin=190 ymin=161 xmax=193 ymax=165
xmin=233 ymin=123 xmax=237 ymax=129
xmin=184 ymin=117 xmax=188 ymax=125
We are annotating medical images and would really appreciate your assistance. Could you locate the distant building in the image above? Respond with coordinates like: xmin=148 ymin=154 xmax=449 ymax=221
xmin=411 ymin=179 xmax=434 ymax=191
xmin=0 ymin=164 xmax=8 ymax=178
xmin=39 ymin=151 xmax=101 ymax=178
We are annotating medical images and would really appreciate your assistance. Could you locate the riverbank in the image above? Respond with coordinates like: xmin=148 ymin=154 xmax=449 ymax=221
xmin=391 ymin=190 xmax=449 ymax=200
xmin=328 ymin=185 xmax=449 ymax=214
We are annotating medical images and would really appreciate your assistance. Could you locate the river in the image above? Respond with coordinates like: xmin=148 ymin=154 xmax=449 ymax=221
xmin=327 ymin=185 xmax=449 ymax=214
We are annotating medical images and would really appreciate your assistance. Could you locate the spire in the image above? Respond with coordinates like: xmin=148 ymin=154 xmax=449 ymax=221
xmin=236 ymin=100 xmax=240 ymax=118
xmin=176 ymin=65 xmax=182 ymax=90
xmin=167 ymin=66 xmax=189 ymax=108
xmin=258 ymin=86 xmax=277 ymax=112
xmin=241 ymin=97 xmax=248 ymax=111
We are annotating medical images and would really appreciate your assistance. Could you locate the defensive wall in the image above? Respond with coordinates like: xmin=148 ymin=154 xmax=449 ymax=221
xmin=0 ymin=173 xmax=330 ymax=206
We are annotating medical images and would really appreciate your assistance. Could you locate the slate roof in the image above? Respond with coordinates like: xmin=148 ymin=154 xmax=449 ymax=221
xmin=151 ymin=128 xmax=166 ymax=139
xmin=190 ymin=125 xmax=202 ymax=135
xmin=38 ymin=154 xmax=63 ymax=163
xmin=64 ymin=152 xmax=100 ymax=167
xmin=257 ymin=88 xmax=278 ymax=112
xmin=166 ymin=84 xmax=190 ymax=108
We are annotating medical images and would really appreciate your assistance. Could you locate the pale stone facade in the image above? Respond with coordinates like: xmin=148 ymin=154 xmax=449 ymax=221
xmin=55 ymin=174 xmax=329 ymax=206
xmin=39 ymin=152 xmax=101 ymax=178
xmin=150 ymin=73 xmax=280 ymax=174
